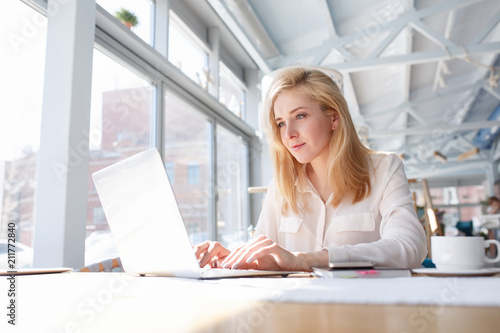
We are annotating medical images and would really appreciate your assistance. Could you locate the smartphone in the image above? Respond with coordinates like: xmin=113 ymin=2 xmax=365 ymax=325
xmin=328 ymin=261 xmax=375 ymax=270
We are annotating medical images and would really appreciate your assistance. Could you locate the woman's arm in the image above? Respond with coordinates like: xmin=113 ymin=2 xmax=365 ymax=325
xmin=325 ymin=154 xmax=428 ymax=268
xmin=193 ymin=236 xmax=329 ymax=271
xmin=220 ymin=235 xmax=329 ymax=271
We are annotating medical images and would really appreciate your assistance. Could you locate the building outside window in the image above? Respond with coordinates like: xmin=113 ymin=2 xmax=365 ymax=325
xmin=165 ymin=161 xmax=175 ymax=185
xmin=216 ymin=125 xmax=249 ymax=249
xmin=93 ymin=207 xmax=106 ymax=225
xmin=0 ymin=1 xmax=47 ymax=268
xmin=188 ymin=161 xmax=201 ymax=185
xmin=3 ymin=1 xmax=256 ymax=267
xmin=85 ymin=49 xmax=155 ymax=265
xmin=163 ymin=92 xmax=212 ymax=245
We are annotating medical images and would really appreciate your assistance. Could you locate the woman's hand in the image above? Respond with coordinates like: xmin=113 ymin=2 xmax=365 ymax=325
xmin=220 ymin=235 xmax=313 ymax=272
xmin=193 ymin=241 xmax=231 ymax=268
xmin=193 ymin=236 xmax=329 ymax=272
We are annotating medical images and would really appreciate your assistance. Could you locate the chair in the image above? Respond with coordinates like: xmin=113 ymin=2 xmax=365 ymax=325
xmin=76 ymin=257 xmax=123 ymax=272
xmin=409 ymin=178 xmax=442 ymax=259
xmin=421 ymin=258 xmax=436 ymax=268
xmin=455 ymin=221 xmax=473 ymax=236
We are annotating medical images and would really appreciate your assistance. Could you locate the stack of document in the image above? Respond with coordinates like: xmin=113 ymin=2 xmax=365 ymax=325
xmin=311 ymin=266 xmax=411 ymax=279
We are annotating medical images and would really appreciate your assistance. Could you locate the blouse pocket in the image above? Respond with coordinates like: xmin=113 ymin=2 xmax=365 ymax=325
xmin=279 ymin=216 xmax=303 ymax=233
xmin=331 ymin=213 xmax=376 ymax=232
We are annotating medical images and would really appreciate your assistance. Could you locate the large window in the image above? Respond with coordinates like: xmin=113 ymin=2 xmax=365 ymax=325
xmin=216 ymin=125 xmax=249 ymax=249
xmin=0 ymin=1 xmax=47 ymax=268
xmin=85 ymin=49 xmax=155 ymax=265
xmin=11 ymin=0 xmax=257 ymax=268
xmin=219 ymin=62 xmax=246 ymax=119
xmin=163 ymin=92 xmax=212 ymax=245
xmin=168 ymin=12 xmax=209 ymax=88
xmin=97 ymin=0 xmax=154 ymax=45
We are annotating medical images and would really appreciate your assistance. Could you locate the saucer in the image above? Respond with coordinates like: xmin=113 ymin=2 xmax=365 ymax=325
xmin=412 ymin=267 xmax=500 ymax=277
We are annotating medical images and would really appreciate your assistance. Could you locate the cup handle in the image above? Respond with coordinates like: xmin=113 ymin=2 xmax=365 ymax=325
xmin=485 ymin=239 xmax=500 ymax=263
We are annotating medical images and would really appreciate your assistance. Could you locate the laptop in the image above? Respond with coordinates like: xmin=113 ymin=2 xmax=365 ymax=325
xmin=92 ymin=148 xmax=296 ymax=279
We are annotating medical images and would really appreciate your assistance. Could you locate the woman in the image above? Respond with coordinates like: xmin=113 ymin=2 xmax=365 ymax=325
xmin=487 ymin=196 xmax=500 ymax=214
xmin=194 ymin=67 xmax=427 ymax=271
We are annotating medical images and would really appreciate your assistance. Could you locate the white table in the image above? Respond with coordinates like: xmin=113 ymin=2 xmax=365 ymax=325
xmin=1 ymin=272 xmax=499 ymax=333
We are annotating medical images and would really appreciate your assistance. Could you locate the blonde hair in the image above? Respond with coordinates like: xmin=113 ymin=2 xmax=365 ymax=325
xmin=263 ymin=67 xmax=374 ymax=214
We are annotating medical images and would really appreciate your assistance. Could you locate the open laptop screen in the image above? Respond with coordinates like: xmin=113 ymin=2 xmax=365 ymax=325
xmin=92 ymin=148 xmax=200 ymax=278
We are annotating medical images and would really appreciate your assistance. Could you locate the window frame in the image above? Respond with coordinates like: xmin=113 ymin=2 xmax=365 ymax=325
xmin=19 ymin=0 xmax=260 ymax=267
xmin=94 ymin=3 xmax=256 ymax=243
xmin=219 ymin=60 xmax=247 ymax=119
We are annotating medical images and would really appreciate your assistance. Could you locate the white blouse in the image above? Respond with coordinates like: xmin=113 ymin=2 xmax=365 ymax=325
xmin=255 ymin=153 xmax=428 ymax=269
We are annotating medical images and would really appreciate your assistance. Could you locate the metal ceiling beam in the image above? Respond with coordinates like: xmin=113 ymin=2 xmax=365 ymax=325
xmin=341 ymin=0 xmax=482 ymax=47
xmin=207 ymin=0 xmax=273 ymax=74
xmin=456 ymin=134 xmax=489 ymax=159
xmin=342 ymin=71 xmax=363 ymax=124
xmin=408 ymin=20 xmax=457 ymax=49
xmin=313 ymin=0 xmax=363 ymax=125
xmin=367 ymin=21 xmax=406 ymax=59
xmin=433 ymin=134 xmax=489 ymax=160
xmin=370 ymin=120 xmax=500 ymax=138
xmin=363 ymin=81 xmax=478 ymax=120
xmin=314 ymin=0 xmax=356 ymax=63
xmin=312 ymin=48 xmax=333 ymax=66
xmin=389 ymin=123 xmax=483 ymax=159
xmin=270 ymin=36 xmax=354 ymax=67
xmin=317 ymin=0 xmax=336 ymax=38
xmin=400 ymin=10 xmax=416 ymax=148
xmin=470 ymin=9 xmax=500 ymax=44
xmin=432 ymin=10 xmax=456 ymax=93
xmin=404 ymin=160 xmax=488 ymax=179
xmin=406 ymin=107 xmax=428 ymax=126
xmin=325 ymin=41 xmax=500 ymax=73
xmin=271 ymin=0 xmax=482 ymax=68
xmin=482 ymin=80 xmax=500 ymax=100
xmin=379 ymin=22 xmax=414 ymax=131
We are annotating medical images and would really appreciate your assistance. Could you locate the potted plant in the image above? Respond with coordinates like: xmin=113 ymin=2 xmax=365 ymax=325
xmin=114 ymin=8 xmax=139 ymax=29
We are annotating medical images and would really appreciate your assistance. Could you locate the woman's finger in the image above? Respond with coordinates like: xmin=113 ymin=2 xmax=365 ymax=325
xmin=219 ymin=236 xmax=264 ymax=268
xmin=247 ymin=243 xmax=290 ymax=265
xmin=193 ymin=241 xmax=210 ymax=259
xmin=220 ymin=237 xmax=260 ymax=267
xmin=245 ymin=242 xmax=298 ymax=271
xmin=221 ymin=235 xmax=269 ymax=267
xmin=223 ymin=237 xmax=273 ymax=269
xmin=198 ymin=242 xmax=229 ymax=268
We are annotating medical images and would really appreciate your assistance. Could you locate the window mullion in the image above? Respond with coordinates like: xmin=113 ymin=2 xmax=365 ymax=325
xmin=209 ymin=120 xmax=218 ymax=242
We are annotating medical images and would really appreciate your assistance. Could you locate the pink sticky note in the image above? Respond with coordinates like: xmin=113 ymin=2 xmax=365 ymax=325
xmin=357 ymin=269 xmax=380 ymax=275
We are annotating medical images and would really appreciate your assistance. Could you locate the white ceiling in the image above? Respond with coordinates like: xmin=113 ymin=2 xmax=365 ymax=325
xmin=204 ymin=0 xmax=500 ymax=181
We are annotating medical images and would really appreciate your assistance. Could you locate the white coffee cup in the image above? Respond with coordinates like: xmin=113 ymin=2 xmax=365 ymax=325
xmin=431 ymin=236 xmax=500 ymax=271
